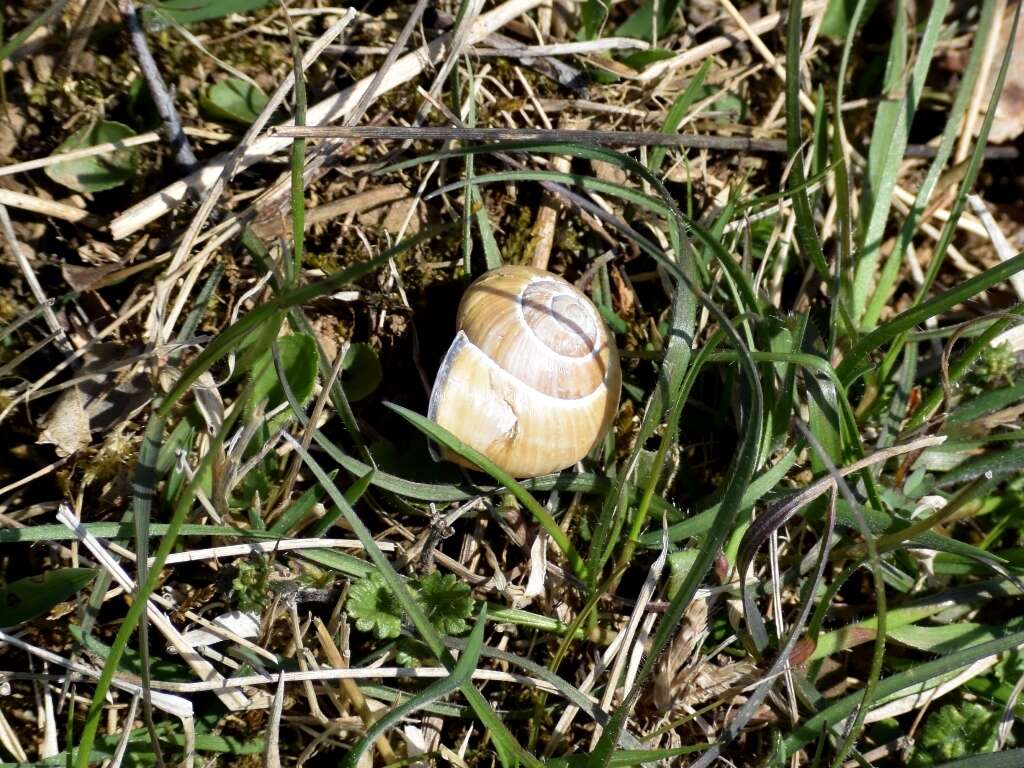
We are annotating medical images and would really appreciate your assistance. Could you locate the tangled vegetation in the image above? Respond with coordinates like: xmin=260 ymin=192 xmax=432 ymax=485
xmin=2 ymin=1 xmax=1024 ymax=766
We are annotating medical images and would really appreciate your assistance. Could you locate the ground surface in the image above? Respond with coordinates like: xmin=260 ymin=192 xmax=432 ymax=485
xmin=2 ymin=1 xmax=1024 ymax=767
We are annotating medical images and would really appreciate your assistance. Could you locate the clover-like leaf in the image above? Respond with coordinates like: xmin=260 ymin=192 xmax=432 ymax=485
xmin=415 ymin=572 xmax=473 ymax=636
xmin=347 ymin=572 xmax=403 ymax=639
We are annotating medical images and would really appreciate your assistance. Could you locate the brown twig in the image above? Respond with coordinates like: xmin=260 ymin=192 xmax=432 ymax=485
xmin=268 ymin=125 xmax=1019 ymax=159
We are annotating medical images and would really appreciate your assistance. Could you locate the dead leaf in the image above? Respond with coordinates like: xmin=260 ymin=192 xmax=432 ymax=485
xmin=591 ymin=159 xmax=627 ymax=185
xmin=382 ymin=198 xmax=420 ymax=237
xmin=76 ymin=342 xmax=152 ymax=432
xmin=37 ymin=386 xmax=91 ymax=457
xmin=62 ymin=262 xmax=123 ymax=292
xmin=0 ymin=105 xmax=28 ymax=162
xmin=610 ymin=265 xmax=635 ymax=319
xmin=989 ymin=2 xmax=1024 ymax=143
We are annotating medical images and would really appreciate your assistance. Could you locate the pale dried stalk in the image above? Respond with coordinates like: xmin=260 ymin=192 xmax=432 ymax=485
xmin=862 ymin=657 xmax=1003 ymax=724
xmin=470 ymin=38 xmax=649 ymax=56
xmin=638 ymin=1 xmax=827 ymax=83
xmin=157 ymin=537 xmax=396 ymax=565
xmin=0 ymin=204 xmax=67 ymax=352
xmin=0 ymin=128 xmax=230 ymax=178
xmin=956 ymin=0 xmax=1007 ymax=163
xmin=143 ymin=666 xmax=569 ymax=695
xmin=0 ymin=188 xmax=95 ymax=224
xmin=107 ymin=695 xmax=140 ymax=768
xmin=0 ymin=457 xmax=66 ymax=499
xmin=56 ymin=506 xmax=251 ymax=711
xmin=598 ymin=533 xmax=669 ymax=713
xmin=587 ymin=535 xmax=669 ymax=749
xmin=892 ymin=184 xmax=987 ymax=239
xmin=272 ymin=124 xmax=791 ymax=151
xmin=968 ymin=193 xmax=1024 ymax=301
xmin=264 ymin=672 xmax=286 ymax=768
xmin=109 ymin=0 xmax=544 ymax=240
xmin=0 ymin=708 xmax=26 ymax=763
xmin=313 ymin=618 xmax=398 ymax=763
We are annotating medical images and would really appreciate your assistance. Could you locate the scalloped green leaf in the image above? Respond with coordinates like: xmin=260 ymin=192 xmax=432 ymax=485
xmin=417 ymin=572 xmax=473 ymax=636
xmin=347 ymin=571 xmax=403 ymax=639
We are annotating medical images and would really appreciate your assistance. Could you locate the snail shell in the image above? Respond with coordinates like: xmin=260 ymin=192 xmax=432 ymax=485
xmin=428 ymin=265 xmax=621 ymax=478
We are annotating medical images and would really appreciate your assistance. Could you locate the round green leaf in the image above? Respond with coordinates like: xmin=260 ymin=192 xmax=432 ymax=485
xmin=341 ymin=343 xmax=382 ymax=402
xmin=201 ymin=78 xmax=268 ymax=125
xmin=45 ymin=120 xmax=137 ymax=193
xmin=249 ymin=333 xmax=320 ymax=412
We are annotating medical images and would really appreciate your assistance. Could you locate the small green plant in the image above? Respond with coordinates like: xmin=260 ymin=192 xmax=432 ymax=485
xmin=231 ymin=556 xmax=271 ymax=613
xmin=347 ymin=571 xmax=405 ymax=639
xmin=965 ymin=341 xmax=1019 ymax=395
xmin=346 ymin=571 xmax=474 ymax=640
xmin=910 ymin=701 xmax=1000 ymax=766
xmin=417 ymin=572 xmax=475 ymax=635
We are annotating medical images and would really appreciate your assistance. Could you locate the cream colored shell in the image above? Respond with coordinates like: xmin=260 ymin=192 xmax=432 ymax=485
xmin=428 ymin=265 xmax=621 ymax=478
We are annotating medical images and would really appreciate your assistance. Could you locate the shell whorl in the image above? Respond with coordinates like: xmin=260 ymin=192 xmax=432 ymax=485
xmin=455 ymin=265 xmax=615 ymax=400
xmin=428 ymin=265 xmax=621 ymax=478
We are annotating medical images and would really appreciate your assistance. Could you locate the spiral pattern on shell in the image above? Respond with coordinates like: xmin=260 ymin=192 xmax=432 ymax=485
xmin=428 ymin=265 xmax=621 ymax=478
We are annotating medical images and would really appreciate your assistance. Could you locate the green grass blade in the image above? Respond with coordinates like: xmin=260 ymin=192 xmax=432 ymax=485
xmin=784 ymin=0 xmax=830 ymax=286
xmin=341 ymin=606 xmax=487 ymax=768
xmin=837 ymin=251 xmax=1024 ymax=385
xmin=781 ymin=628 xmax=1024 ymax=755
xmin=852 ymin=0 xmax=909 ymax=322
xmin=647 ymin=59 xmax=710 ymax=176
xmin=386 ymin=403 xmax=588 ymax=583
xmin=859 ymin=0 xmax=961 ymax=327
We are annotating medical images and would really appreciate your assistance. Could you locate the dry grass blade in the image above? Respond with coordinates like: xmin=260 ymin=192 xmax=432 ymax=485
xmin=271 ymin=124 xmax=790 ymax=151
xmin=108 ymin=0 xmax=545 ymax=239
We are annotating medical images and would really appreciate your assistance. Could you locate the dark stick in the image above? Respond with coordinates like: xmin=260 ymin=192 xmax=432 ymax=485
xmin=270 ymin=124 xmax=789 ymax=151
xmin=270 ymin=124 xmax=1019 ymax=159
xmin=118 ymin=0 xmax=198 ymax=171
